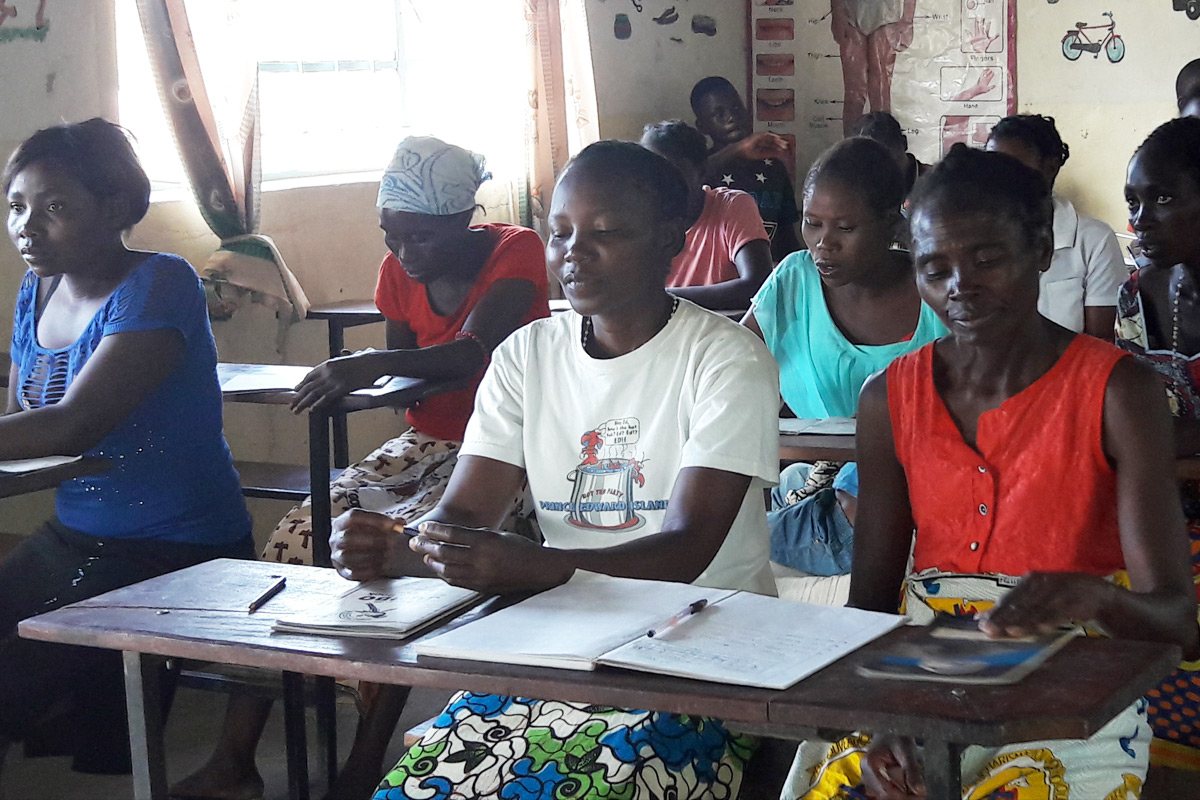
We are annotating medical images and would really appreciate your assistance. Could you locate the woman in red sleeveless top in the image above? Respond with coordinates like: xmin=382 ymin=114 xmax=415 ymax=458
xmin=785 ymin=146 xmax=1198 ymax=800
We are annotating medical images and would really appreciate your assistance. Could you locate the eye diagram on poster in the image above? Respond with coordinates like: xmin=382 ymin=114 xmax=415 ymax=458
xmin=747 ymin=0 xmax=1017 ymax=173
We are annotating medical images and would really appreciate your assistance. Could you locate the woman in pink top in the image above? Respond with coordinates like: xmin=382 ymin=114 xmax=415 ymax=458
xmin=641 ymin=120 xmax=774 ymax=310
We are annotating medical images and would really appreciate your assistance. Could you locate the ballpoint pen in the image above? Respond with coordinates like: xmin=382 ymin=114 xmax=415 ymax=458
xmin=247 ymin=576 xmax=287 ymax=614
xmin=646 ymin=599 xmax=709 ymax=638
xmin=393 ymin=522 xmax=471 ymax=548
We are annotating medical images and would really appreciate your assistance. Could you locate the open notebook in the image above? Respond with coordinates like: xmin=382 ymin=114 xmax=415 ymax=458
xmin=414 ymin=572 xmax=903 ymax=690
xmin=273 ymin=578 xmax=480 ymax=639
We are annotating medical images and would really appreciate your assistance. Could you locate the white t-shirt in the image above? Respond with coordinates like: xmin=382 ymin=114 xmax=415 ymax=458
xmin=1039 ymin=195 xmax=1127 ymax=332
xmin=461 ymin=299 xmax=780 ymax=595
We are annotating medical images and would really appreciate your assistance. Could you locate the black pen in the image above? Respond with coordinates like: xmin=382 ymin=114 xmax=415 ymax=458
xmin=392 ymin=522 xmax=470 ymax=548
xmin=247 ymin=576 xmax=286 ymax=614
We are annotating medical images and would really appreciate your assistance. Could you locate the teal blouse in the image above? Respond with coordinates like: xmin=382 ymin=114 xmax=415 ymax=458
xmin=752 ymin=250 xmax=947 ymax=418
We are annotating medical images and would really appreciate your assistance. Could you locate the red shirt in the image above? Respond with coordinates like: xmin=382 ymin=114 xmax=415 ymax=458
xmin=887 ymin=334 xmax=1128 ymax=577
xmin=374 ymin=223 xmax=549 ymax=441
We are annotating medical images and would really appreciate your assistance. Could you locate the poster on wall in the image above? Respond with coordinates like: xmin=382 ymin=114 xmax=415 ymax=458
xmin=747 ymin=0 xmax=1016 ymax=177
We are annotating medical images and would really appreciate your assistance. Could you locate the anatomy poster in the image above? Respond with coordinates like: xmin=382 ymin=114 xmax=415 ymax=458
xmin=748 ymin=0 xmax=1016 ymax=175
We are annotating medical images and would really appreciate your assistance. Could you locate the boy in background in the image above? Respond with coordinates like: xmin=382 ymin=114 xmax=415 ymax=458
xmin=691 ymin=76 xmax=801 ymax=262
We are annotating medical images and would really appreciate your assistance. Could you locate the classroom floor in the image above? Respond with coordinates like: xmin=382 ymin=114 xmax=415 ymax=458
xmin=3 ymin=684 xmax=453 ymax=800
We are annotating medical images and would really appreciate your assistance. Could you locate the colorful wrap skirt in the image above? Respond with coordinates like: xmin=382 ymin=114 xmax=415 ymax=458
xmin=374 ymin=692 xmax=755 ymax=800
xmin=783 ymin=572 xmax=1150 ymax=800
xmin=1144 ymin=515 xmax=1200 ymax=771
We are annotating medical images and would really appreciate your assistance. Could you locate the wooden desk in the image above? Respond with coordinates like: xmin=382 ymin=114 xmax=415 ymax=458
xmin=304 ymin=302 xmax=386 ymax=467
xmin=220 ymin=364 xmax=467 ymax=565
xmin=19 ymin=559 xmax=1181 ymax=800
xmin=766 ymin=626 xmax=1178 ymax=798
xmin=0 ymin=457 xmax=109 ymax=499
xmin=779 ymin=433 xmax=856 ymax=463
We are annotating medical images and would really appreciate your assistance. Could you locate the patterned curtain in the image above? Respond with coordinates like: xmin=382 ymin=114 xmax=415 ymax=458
xmin=524 ymin=0 xmax=600 ymax=238
xmin=135 ymin=0 xmax=309 ymax=322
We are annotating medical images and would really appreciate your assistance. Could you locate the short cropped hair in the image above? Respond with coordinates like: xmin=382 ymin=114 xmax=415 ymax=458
xmin=689 ymin=76 xmax=740 ymax=115
xmin=847 ymin=112 xmax=906 ymax=151
xmin=560 ymin=140 xmax=689 ymax=223
xmin=988 ymin=114 xmax=1070 ymax=168
xmin=1177 ymin=58 xmax=1200 ymax=112
xmin=641 ymin=120 xmax=708 ymax=170
xmin=2 ymin=118 xmax=151 ymax=229
xmin=909 ymin=143 xmax=1052 ymax=250
xmin=804 ymin=136 xmax=906 ymax=217
xmin=1133 ymin=116 xmax=1200 ymax=190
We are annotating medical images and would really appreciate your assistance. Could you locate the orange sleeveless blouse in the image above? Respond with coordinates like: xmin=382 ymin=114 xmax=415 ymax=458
xmin=887 ymin=335 xmax=1128 ymax=577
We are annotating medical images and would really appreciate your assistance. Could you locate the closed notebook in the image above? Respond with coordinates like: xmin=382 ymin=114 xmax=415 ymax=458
xmin=272 ymin=578 xmax=480 ymax=639
xmin=855 ymin=616 xmax=1080 ymax=685
xmin=414 ymin=571 xmax=904 ymax=690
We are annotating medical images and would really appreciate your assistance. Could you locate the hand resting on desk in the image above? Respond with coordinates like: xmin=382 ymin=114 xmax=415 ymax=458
xmin=290 ymin=350 xmax=385 ymax=413
xmin=977 ymin=571 xmax=1116 ymax=639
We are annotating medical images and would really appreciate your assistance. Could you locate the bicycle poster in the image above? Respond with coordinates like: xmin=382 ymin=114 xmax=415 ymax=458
xmin=747 ymin=0 xmax=1018 ymax=176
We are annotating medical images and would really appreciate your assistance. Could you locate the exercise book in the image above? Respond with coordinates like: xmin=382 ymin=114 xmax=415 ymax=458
xmin=414 ymin=571 xmax=904 ymax=690
xmin=273 ymin=577 xmax=480 ymax=639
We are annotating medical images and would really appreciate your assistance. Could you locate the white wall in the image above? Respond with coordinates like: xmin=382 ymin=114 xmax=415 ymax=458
xmin=584 ymin=0 xmax=749 ymax=141
xmin=1016 ymin=1 xmax=1200 ymax=231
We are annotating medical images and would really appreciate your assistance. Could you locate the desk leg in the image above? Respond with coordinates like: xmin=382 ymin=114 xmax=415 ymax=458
xmin=123 ymin=651 xmax=168 ymax=800
xmin=315 ymin=675 xmax=339 ymax=792
xmin=309 ymin=411 xmax=333 ymax=567
xmin=327 ymin=321 xmax=350 ymax=469
xmin=923 ymin=739 xmax=962 ymax=800
xmin=283 ymin=671 xmax=310 ymax=800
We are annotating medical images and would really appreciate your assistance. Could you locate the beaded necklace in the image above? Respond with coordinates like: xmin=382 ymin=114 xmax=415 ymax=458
xmin=581 ymin=295 xmax=680 ymax=353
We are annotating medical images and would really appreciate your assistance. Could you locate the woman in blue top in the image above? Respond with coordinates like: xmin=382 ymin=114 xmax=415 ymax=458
xmin=743 ymin=137 xmax=945 ymax=575
xmin=0 ymin=119 xmax=252 ymax=776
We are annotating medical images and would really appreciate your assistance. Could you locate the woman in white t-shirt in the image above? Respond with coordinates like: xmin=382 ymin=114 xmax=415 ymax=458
xmin=331 ymin=140 xmax=780 ymax=799
xmin=985 ymin=113 xmax=1127 ymax=339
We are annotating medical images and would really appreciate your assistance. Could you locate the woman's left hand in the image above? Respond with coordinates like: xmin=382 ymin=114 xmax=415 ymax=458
xmin=978 ymin=571 xmax=1114 ymax=638
xmin=409 ymin=522 xmax=575 ymax=594
xmin=290 ymin=351 xmax=383 ymax=413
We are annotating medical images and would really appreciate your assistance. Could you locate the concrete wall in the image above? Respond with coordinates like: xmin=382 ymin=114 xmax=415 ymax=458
xmin=1015 ymin=1 xmax=1200 ymax=231
xmin=584 ymin=0 xmax=749 ymax=141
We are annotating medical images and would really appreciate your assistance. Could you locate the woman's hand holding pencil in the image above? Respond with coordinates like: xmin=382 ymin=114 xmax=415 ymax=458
xmin=329 ymin=509 xmax=409 ymax=581
xmin=408 ymin=521 xmax=574 ymax=595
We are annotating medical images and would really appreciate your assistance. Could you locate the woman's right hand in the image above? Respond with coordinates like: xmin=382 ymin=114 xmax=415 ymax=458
xmin=330 ymin=509 xmax=401 ymax=581
xmin=290 ymin=351 xmax=384 ymax=413
xmin=862 ymin=735 xmax=926 ymax=799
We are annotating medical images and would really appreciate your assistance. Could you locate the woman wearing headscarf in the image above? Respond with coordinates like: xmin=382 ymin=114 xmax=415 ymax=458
xmin=172 ymin=136 xmax=550 ymax=800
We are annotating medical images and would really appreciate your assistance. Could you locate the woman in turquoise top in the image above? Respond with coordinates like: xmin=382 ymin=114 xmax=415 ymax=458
xmin=743 ymin=136 xmax=945 ymax=574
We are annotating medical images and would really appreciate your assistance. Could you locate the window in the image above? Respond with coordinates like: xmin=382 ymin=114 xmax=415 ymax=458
xmin=116 ymin=0 xmax=529 ymax=191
